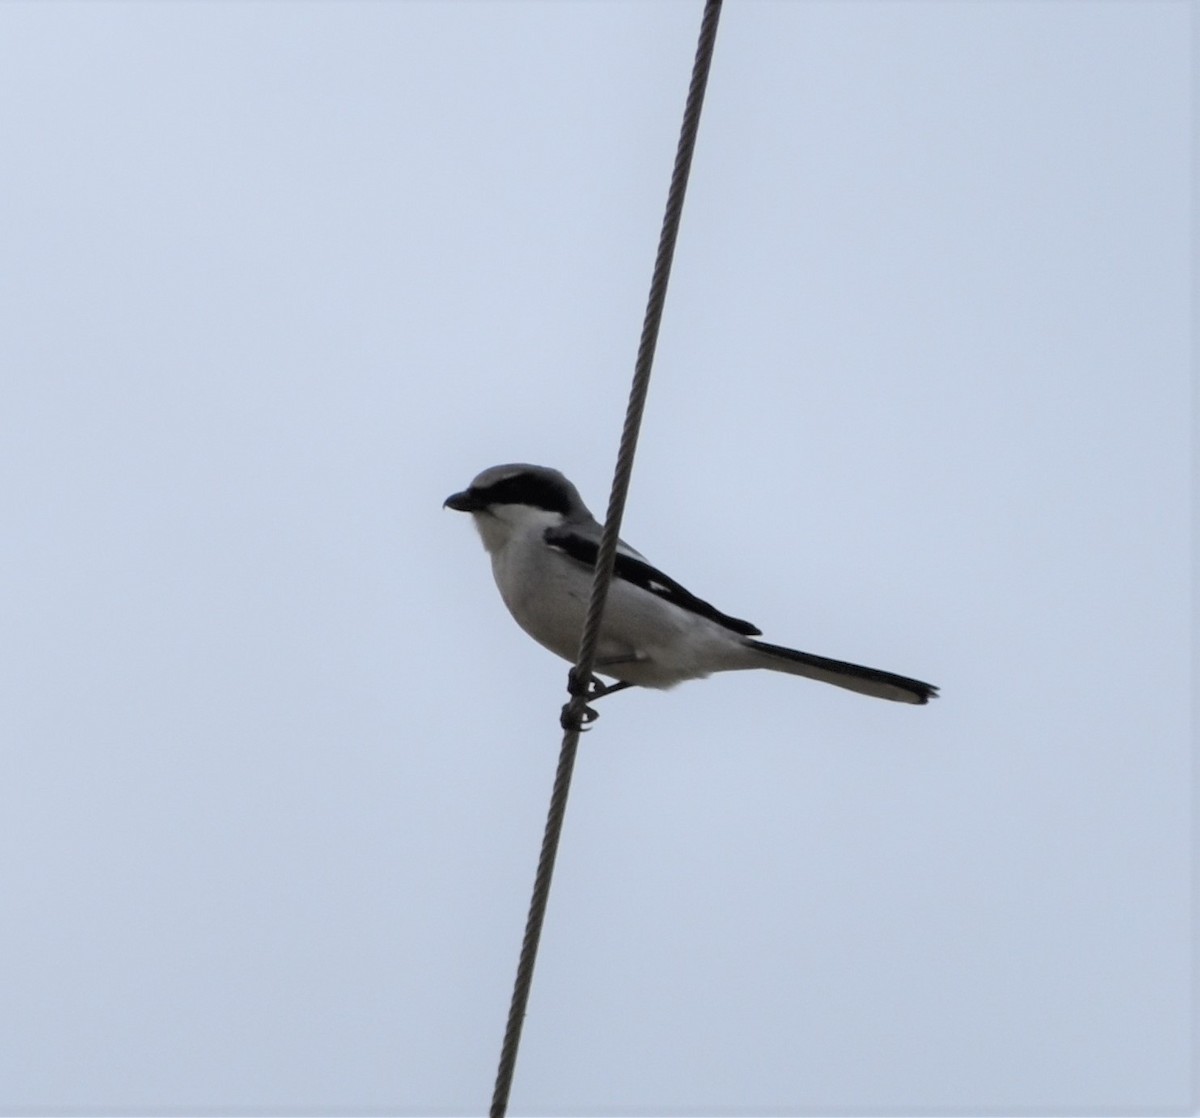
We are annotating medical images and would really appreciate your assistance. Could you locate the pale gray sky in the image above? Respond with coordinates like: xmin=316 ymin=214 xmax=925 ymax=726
xmin=0 ymin=2 xmax=1191 ymax=1115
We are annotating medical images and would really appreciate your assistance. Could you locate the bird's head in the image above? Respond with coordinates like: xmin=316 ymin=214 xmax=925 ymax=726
xmin=444 ymin=464 xmax=591 ymax=554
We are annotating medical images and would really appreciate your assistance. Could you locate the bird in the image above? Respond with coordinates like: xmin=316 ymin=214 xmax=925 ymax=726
xmin=444 ymin=463 xmax=937 ymax=710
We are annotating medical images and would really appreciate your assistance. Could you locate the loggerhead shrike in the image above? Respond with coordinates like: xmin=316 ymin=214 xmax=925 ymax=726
xmin=445 ymin=463 xmax=938 ymax=707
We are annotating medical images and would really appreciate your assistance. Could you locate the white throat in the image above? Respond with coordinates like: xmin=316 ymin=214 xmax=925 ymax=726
xmin=471 ymin=504 xmax=565 ymax=555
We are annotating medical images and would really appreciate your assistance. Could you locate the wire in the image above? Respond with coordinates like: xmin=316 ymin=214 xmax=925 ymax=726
xmin=489 ymin=3 xmax=723 ymax=1115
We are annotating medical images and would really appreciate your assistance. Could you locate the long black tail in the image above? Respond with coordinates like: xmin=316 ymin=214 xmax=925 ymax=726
xmin=745 ymin=640 xmax=938 ymax=705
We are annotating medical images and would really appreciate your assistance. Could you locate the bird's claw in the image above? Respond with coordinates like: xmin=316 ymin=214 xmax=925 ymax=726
xmin=567 ymin=667 xmax=599 ymax=699
xmin=560 ymin=699 xmax=599 ymax=731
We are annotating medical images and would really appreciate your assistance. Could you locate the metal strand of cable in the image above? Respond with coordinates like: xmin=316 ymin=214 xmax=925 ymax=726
xmin=489 ymin=4 xmax=723 ymax=1115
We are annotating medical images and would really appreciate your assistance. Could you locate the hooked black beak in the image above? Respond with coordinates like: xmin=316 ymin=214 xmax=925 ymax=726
xmin=444 ymin=489 xmax=484 ymax=512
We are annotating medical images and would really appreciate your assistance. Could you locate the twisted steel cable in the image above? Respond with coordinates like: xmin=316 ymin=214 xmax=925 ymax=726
xmin=490 ymin=3 xmax=724 ymax=1115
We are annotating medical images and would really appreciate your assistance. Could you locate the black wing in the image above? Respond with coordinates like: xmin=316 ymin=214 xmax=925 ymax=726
xmin=545 ymin=527 xmax=762 ymax=637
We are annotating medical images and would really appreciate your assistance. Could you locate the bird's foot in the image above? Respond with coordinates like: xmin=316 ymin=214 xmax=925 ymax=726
xmin=561 ymin=670 xmax=634 ymax=730
xmin=560 ymin=700 xmax=599 ymax=731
